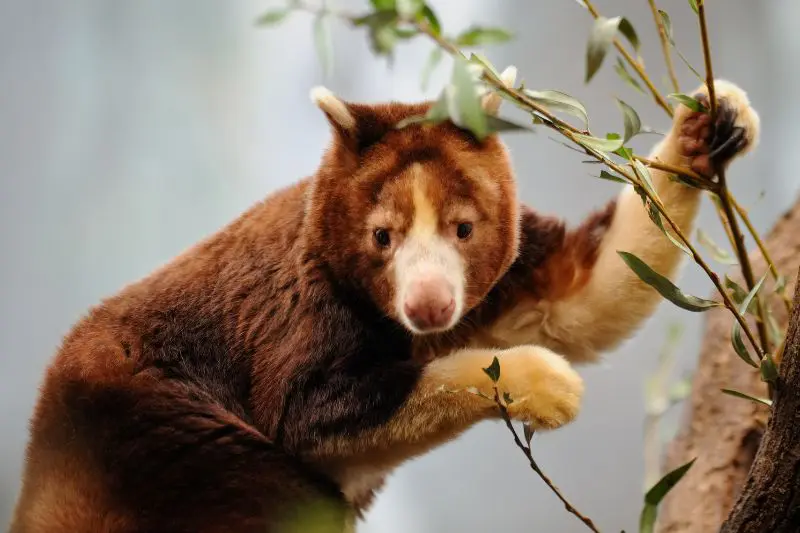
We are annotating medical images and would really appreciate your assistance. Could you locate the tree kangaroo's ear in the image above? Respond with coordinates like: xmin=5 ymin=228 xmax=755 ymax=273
xmin=480 ymin=66 xmax=517 ymax=116
xmin=310 ymin=86 xmax=392 ymax=153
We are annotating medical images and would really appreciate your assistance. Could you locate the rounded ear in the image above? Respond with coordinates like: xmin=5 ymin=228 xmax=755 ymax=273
xmin=481 ymin=66 xmax=518 ymax=116
xmin=310 ymin=86 xmax=392 ymax=153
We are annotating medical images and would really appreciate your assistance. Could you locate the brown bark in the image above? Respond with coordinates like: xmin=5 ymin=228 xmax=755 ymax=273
xmin=658 ymin=197 xmax=800 ymax=532
xmin=720 ymin=273 xmax=800 ymax=532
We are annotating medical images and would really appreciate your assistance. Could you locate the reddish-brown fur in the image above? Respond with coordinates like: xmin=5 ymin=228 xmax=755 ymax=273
xmin=10 ymin=99 xmax=614 ymax=533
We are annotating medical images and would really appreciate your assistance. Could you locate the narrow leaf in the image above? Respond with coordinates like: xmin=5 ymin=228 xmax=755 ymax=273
xmin=573 ymin=131 xmax=623 ymax=153
xmin=418 ymin=5 xmax=441 ymax=35
xmin=618 ymin=251 xmax=720 ymax=311
xmin=633 ymin=160 xmax=658 ymax=201
xmin=421 ymin=47 xmax=443 ymax=91
xmin=760 ymin=354 xmax=779 ymax=383
xmin=523 ymin=89 xmax=589 ymax=128
xmin=255 ymin=8 xmax=290 ymax=26
xmin=483 ymin=356 xmax=501 ymax=382
xmin=725 ymin=276 xmax=752 ymax=310
xmin=456 ymin=27 xmax=513 ymax=47
xmin=618 ymin=17 xmax=640 ymax=52
xmin=313 ymin=13 xmax=334 ymax=77
xmin=731 ymin=274 xmax=767 ymax=368
xmin=467 ymin=52 xmax=501 ymax=80
xmin=523 ymin=422 xmax=535 ymax=446
xmin=697 ymin=229 xmax=737 ymax=265
xmin=640 ymin=458 xmax=696 ymax=533
xmin=658 ymin=10 xmax=673 ymax=41
xmin=396 ymin=0 xmax=423 ymax=17
xmin=598 ymin=170 xmax=629 ymax=183
xmin=502 ymin=391 xmax=514 ymax=405
xmin=721 ymin=388 xmax=773 ymax=407
xmin=449 ymin=57 xmax=489 ymax=139
xmin=485 ymin=115 xmax=533 ymax=134
xmin=644 ymin=199 xmax=691 ymax=255
xmin=688 ymin=0 xmax=699 ymax=14
xmin=586 ymin=16 xmax=622 ymax=83
xmin=614 ymin=57 xmax=645 ymax=94
xmin=370 ymin=0 xmax=397 ymax=10
xmin=616 ymin=98 xmax=641 ymax=142
xmin=668 ymin=93 xmax=708 ymax=113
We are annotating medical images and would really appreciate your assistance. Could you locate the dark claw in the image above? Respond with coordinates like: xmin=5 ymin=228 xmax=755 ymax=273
xmin=710 ymin=101 xmax=736 ymax=150
xmin=710 ymin=127 xmax=746 ymax=165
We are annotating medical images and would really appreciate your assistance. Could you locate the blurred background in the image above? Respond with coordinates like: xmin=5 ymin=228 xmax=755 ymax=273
xmin=2 ymin=1 xmax=798 ymax=531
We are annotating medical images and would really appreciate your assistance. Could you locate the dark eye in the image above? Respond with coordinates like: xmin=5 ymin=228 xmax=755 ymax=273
xmin=373 ymin=228 xmax=391 ymax=248
xmin=456 ymin=222 xmax=473 ymax=240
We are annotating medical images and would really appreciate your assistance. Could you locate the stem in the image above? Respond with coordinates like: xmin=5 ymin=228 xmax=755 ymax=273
xmin=697 ymin=3 xmax=771 ymax=355
xmin=647 ymin=0 xmax=680 ymax=93
xmin=632 ymin=155 xmax=709 ymax=187
xmin=493 ymin=388 xmax=601 ymax=533
xmin=729 ymin=193 xmax=793 ymax=314
xmin=583 ymin=0 xmax=673 ymax=116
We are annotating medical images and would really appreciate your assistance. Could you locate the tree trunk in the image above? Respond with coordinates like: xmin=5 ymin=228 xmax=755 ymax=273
xmin=658 ymin=197 xmax=800 ymax=532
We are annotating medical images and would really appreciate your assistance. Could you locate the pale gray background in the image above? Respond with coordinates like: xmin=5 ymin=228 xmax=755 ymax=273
xmin=2 ymin=1 xmax=798 ymax=532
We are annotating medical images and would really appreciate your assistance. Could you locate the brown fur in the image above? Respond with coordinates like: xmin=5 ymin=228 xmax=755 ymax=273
xmin=10 ymin=80 xmax=759 ymax=532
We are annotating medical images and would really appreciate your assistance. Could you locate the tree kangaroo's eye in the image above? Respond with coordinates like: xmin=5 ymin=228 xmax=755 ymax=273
xmin=456 ymin=222 xmax=473 ymax=240
xmin=373 ymin=228 xmax=391 ymax=248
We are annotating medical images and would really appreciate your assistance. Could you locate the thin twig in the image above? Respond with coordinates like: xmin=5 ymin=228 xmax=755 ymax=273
xmin=697 ymin=2 xmax=771 ymax=355
xmin=492 ymin=388 xmax=601 ymax=533
xmin=729 ymin=194 xmax=793 ymax=313
xmin=647 ymin=0 xmax=680 ymax=93
xmin=582 ymin=0 xmax=673 ymax=116
xmin=632 ymin=155 xmax=708 ymax=185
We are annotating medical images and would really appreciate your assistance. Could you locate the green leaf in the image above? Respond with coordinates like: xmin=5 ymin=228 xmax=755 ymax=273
xmin=502 ymin=391 xmax=514 ymax=405
xmin=449 ymin=56 xmax=489 ymax=139
xmin=573 ymin=131 xmax=623 ymax=153
xmin=598 ymin=170 xmax=629 ymax=183
xmin=483 ymin=356 xmax=501 ymax=382
xmin=658 ymin=10 xmax=673 ymax=41
xmin=765 ymin=306 xmax=785 ymax=348
xmin=668 ymin=378 xmax=692 ymax=402
xmin=697 ymin=229 xmax=737 ymax=265
xmin=370 ymin=0 xmax=397 ymax=10
xmin=467 ymin=52 xmax=501 ymax=80
xmin=640 ymin=458 xmax=696 ymax=533
xmin=731 ymin=274 xmax=767 ymax=368
xmin=485 ymin=115 xmax=533 ymax=134
xmin=643 ymin=198 xmax=691 ymax=255
xmin=255 ymin=8 xmax=290 ymax=26
xmin=721 ymin=388 xmax=773 ymax=407
xmin=618 ymin=251 xmax=720 ymax=312
xmin=396 ymin=0 xmax=423 ymax=17
xmin=725 ymin=275 xmax=752 ymax=309
xmin=313 ymin=13 xmax=334 ymax=77
xmin=523 ymin=89 xmax=589 ymax=128
xmin=668 ymin=93 xmax=708 ymax=113
xmin=616 ymin=98 xmax=641 ymax=142
xmin=633 ymin=160 xmax=658 ymax=201
xmin=688 ymin=0 xmax=699 ymax=14
xmin=523 ymin=422 xmax=535 ymax=446
xmin=417 ymin=5 xmax=441 ymax=35
xmin=586 ymin=16 xmax=623 ymax=83
xmin=614 ymin=57 xmax=645 ymax=94
xmin=761 ymin=354 xmax=779 ymax=383
xmin=618 ymin=17 xmax=640 ymax=53
xmin=455 ymin=26 xmax=513 ymax=47
xmin=421 ymin=47 xmax=443 ymax=90
xmin=775 ymin=274 xmax=787 ymax=295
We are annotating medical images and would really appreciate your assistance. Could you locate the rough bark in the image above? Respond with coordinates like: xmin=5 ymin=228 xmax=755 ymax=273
xmin=658 ymin=197 xmax=800 ymax=533
xmin=719 ymin=274 xmax=800 ymax=532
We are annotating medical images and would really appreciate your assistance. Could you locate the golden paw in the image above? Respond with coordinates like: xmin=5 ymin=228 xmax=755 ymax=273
xmin=494 ymin=346 xmax=584 ymax=431
xmin=673 ymin=79 xmax=760 ymax=177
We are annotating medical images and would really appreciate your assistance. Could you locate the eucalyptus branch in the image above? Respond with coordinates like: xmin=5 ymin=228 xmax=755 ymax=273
xmin=647 ymin=0 xmax=679 ymax=93
xmin=492 ymin=387 xmax=601 ymax=533
xmin=730 ymin=194 xmax=793 ymax=313
xmin=696 ymin=2 xmax=771 ymax=355
xmin=582 ymin=0 xmax=673 ymax=116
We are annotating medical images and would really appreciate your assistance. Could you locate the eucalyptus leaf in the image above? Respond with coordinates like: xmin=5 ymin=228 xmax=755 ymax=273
xmin=467 ymin=52 xmax=501 ymax=80
xmin=761 ymin=354 xmax=779 ymax=383
xmin=633 ymin=160 xmax=658 ymax=201
xmin=617 ymin=17 xmax=640 ymax=53
xmin=586 ymin=16 xmax=622 ymax=83
xmin=731 ymin=274 xmax=767 ymax=368
xmin=313 ymin=13 xmax=334 ymax=77
xmin=618 ymin=251 xmax=719 ymax=311
xmin=417 ymin=5 xmax=441 ymax=35
xmin=449 ymin=57 xmax=489 ymax=139
xmin=421 ymin=47 xmax=443 ymax=90
xmin=688 ymin=0 xmax=699 ymax=14
xmin=668 ymin=93 xmax=708 ymax=113
xmin=725 ymin=275 xmax=751 ymax=308
xmin=614 ymin=57 xmax=645 ymax=94
xmin=721 ymin=388 xmax=773 ymax=407
xmin=697 ymin=229 xmax=737 ymax=265
xmin=456 ymin=26 xmax=513 ymax=47
xmin=640 ymin=458 xmax=696 ymax=533
xmin=523 ymin=89 xmax=589 ymax=128
xmin=483 ymin=356 xmax=501 ymax=382
xmin=598 ymin=170 xmax=629 ymax=183
xmin=485 ymin=115 xmax=533 ymax=134
xmin=644 ymin=200 xmax=691 ymax=255
xmin=658 ymin=10 xmax=673 ymax=41
xmin=255 ymin=8 xmax=290 ymax=26
xmin=573 ymin=131 xmax=623 ymax=153
xmin=616 ymin=98 xmax=641 ymax=142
